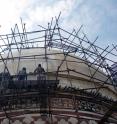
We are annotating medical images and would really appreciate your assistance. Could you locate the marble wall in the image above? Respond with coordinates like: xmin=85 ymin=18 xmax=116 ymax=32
xmin=1 ymin=115 xmax=98 ymax=124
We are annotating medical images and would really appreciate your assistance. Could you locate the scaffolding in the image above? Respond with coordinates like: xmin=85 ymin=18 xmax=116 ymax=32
xmin=0 ymin=14 xmax=116 ymax=124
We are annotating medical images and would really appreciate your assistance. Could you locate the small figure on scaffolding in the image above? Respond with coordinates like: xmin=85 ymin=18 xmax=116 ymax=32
xmin=18 ymin=67 xmax=27 ymax=81
xmin=34 ymin=64 xmax=46 ymax=80
xmin=0 ymin=67 xmax=10 ymax=93
xmin=34 ymin=64 xmax=47 ymax=115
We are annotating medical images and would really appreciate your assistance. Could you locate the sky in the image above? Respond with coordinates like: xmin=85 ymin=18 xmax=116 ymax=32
xmin=0 ymin=0 xmax=117 ymax=49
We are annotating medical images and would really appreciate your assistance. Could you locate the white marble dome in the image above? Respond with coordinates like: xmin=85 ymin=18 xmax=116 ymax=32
xmin=0 ymin=48 xmax=116 ymax=99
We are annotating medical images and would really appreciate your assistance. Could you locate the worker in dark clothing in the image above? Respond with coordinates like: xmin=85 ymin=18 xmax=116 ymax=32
xmin=0 ymin=71 xmax=10 ymax=93
xmin=34 ymin=64 xmax=46 ymax=80
xmin=8 ymin=76 xmax=15 ymax=89
xmin=2 ymin=71 xmax=10 ymax=88
xmin=34 ymin=64 xmax=47 ymax=115
xmin=18 ymin=67 xmax=27 ymax=80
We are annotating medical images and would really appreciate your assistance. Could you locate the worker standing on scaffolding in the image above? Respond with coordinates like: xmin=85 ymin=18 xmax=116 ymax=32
xmin=0 ymin=67 xmax=10 ymax=93
xmin=18 ymin=67 xmax=27 ymax=81
xmin=34 ymin=64 xmax=47 ymax=115
xmin=34 ymin=64 xmax=46 ymax=81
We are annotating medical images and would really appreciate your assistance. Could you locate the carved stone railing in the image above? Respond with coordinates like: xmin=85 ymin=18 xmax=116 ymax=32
xmin=0 ymin=80 xmax=114 ymax=116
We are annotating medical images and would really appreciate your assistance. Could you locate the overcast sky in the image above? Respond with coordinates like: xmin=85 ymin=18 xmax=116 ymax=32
xmin=0 ymin=0 xmax=117 ymax=48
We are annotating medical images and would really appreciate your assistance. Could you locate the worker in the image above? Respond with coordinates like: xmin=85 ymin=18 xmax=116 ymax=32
xmin=34 ymin=64 xmax=46 ymax=80
xmin=18 ymin=67 xmax=27 ymax=80
xmin=8 ymin=76 xmax=15 ymax=89
xmin=0 ymin=71 xmax=10 ymax=93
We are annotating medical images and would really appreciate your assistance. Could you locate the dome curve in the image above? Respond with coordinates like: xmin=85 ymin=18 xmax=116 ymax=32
xmin=0 ymin=48 xmax=116 ymax=99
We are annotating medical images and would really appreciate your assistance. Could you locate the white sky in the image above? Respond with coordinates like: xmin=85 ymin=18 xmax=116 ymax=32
xmin=0 ymin=0 xmax=116 ymax=48
xmin=0 ymin=0 xmax=76 ymax=34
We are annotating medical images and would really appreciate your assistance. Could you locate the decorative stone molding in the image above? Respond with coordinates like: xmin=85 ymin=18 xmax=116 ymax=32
xmin=58 ymin=119 xmax=68 ymax=124
xmin=68 ymin=117 xmax=78 ymax=124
